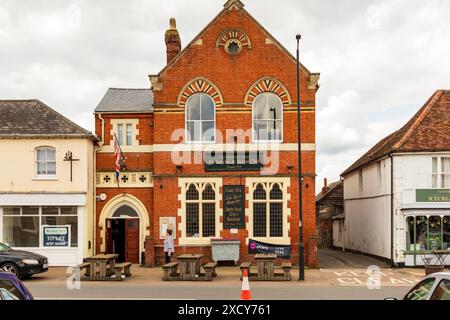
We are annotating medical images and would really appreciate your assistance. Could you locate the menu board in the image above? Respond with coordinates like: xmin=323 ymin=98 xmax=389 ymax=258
xmin=223 ymin=185 xmax=245 ymax=229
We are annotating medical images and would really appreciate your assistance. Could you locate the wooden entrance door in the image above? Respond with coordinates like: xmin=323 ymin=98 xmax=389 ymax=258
xmin=125 ymin=219 xmax=140 ymax=263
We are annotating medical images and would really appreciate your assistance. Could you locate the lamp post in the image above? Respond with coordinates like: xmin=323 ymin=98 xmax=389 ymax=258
xmin=296 ymin=34 xmax=305 ymax=281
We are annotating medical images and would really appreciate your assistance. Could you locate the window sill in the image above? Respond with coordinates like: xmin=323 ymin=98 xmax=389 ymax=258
xmin=33 ymin=176 xmax=58 ymax=181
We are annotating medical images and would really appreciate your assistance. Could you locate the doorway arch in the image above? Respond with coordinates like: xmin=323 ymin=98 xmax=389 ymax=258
xmin=98 ymin=194 xmax=150 ymax=263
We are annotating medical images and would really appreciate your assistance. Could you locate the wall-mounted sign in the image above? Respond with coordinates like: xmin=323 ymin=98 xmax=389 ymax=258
xmin=204 ymin=151 xmax=263 ymax=172
xmin=160 ymin=217 xmax=177 ymax=239
xmin=223 ymin=185 xmax=246 ymax=229
xmin=248 ymin=239 xmax=291 ymax=259
xmin=42 ymin=225 xmax=70 ymax=247
xmin=416 ymin=189 xmax=450 ymax=202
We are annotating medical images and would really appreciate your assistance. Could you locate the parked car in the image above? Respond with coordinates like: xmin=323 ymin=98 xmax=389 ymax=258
xmin=0 ymin=272 xmax=34 ymax=300
xmin=387 ymin=272 xmax=450 ymax=300
xmin=0 ymin=242 xmax=48 ymax=279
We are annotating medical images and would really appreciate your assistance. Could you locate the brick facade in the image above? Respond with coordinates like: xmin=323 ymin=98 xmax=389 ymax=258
xmin=94 ymin=1 xmax=319 ymax=268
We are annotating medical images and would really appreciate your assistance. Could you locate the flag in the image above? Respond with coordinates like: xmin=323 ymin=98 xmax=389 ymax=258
xmin=114 ymin=133 xmax=121 ymax=188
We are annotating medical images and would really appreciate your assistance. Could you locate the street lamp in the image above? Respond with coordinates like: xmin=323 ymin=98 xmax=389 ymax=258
xmin=296 ymin=34 xmax=305 ymax=281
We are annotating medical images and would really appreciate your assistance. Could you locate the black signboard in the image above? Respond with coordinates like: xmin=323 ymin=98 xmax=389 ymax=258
xmin=248 ymin=239 xmax=291 ymax=259
xmin=205 ymin=151 xmax=263 ymax=172
xmin=42 ymin=226 xmax=70 ymax=247
xmin=223 ymin=185 xmax=246 ymax=229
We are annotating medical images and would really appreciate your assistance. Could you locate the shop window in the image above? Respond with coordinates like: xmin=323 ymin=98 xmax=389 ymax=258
xmin=186 ymin=93 xmax=215 ymax=143
xmin=2 ymin=206 xmax=78 ymax=248
xmin=252 ymin=92 xmax=283 ymax=142
xmin=252 ymin=182 xmax=285 ymax=238
xmin=432 ymin=157 xmax=450 ymax=188
xmin=36 ymin=147 xmax=56 ymax=176
xmin=184 ymin=183 xmax=217 ymax=238
xmin=406 ymin=215 xmax=450 ymax=251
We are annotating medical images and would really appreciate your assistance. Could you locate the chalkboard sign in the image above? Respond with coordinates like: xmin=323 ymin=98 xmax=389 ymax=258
xmin=42 ymin=225 xmax=70 ymax=247
xmin=223 ymin=185 xmax=245 ymax=229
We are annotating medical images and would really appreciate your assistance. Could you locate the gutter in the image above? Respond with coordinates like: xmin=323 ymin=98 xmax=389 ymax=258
xmin=389 ymin=154 xmax=395 ymax=267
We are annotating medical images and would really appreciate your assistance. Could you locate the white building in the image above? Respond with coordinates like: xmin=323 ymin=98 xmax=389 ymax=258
xmin=0 ymin=100 xmax=98 ymax=266
xmin=342 ymin=90 xmax=450 ymax=267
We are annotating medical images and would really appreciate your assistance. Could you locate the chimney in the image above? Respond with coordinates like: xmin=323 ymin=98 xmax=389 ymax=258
xmin=322 ymin=178 xmax=329 ymax=194
xmin=165 ymin=18 xmax=181 ymax=65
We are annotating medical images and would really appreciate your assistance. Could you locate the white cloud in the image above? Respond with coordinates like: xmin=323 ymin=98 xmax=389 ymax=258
xmin=0 ymin=6 xmax=11 ymax=36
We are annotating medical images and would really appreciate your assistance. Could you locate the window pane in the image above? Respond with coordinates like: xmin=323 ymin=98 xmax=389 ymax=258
xmin=254 ymin=120 xmax=268 ymax=141
xmin=432 ymin=174 xmax=438 ymax=188
xmin=187 ymin=94 xmax=201 ymax=121
xmin=37 ymin=149 xmax=46 ymax=161
xmin=41 ymin=216 xmax=78 ymax=247
xmin=61 ymin=207 xmax=77 ymax=215
xmin=202 ymin=203 xmax=215 ymax=237
xmin=270 ymin=203 xmax=283 ymax=237
xmin=253 ymin=203 xmax=266 ymax=237
xmin=186 ymin=121 xmax=202 ymax=142
xmin=202 ymin=184 xmax=215 ymax=200
xmin=37 ymin=162 xmax=46 ymax=175
xmin=253 ymin=184 xmax=266 ymax=200
xmin=405 ymin=278 xmax=435 ymax=300
xmin=444 ymin=216 xmax=450 ymax=250
xmin=42 ymin=207 xmax=59 ymax=216
xmin=22 ymin=207 xmax=39 ymax=215
xmin=270 ymin=184 xmax=283 ymax=200
xmin=200 ymin=94 xmax=215 ymax=121
xmin=269 ymin=120 xmax=282 ymax=140
xmin=416 ymin=216 xmax=428 ymax=250
xmin=267 ymin=93 xmax=282 ymax=120
xmin=186 ymin=203 xmax=199 ymax=237
xmin=443 ymin=174 xmax=450 ymax=188
xmin=3 ymin=207 xmax=20 ymax=216
xmin=406 ymin=217 xmax=415 ymax=250
xmin=117 ymin=124 xmax=123 ymax=146
xmin=202 ymin=121 xmax=215 ymax=142
xmin=429 ymin=216 xmax=442 ymax=250
xmin=253 ymin=94 xmax=268 ymax=120
xmin=46 ymin=149 xmax=55 ymax=161
xmin=47 ymin=161 xmax=56 ymax=175
xmin=186 ymin=184 xmax=199 ymax=200
xmin=2 ymin=216 xmax=39 ymax=247
xmin=431 ymin=280 xmax=450 ymax=300
xmin=441 ymin=158 xmax=450 ymax=173
xmin=126 ymin=124 xmax=132 ymax=146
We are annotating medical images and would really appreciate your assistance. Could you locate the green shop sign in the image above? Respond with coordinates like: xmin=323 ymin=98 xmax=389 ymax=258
xmin=416 ymin=189 xmax=450 ymax=202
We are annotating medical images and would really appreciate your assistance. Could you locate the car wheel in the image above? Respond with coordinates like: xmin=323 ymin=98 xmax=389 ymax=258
xmin=1 ymin=263 xmax=19 ymax=276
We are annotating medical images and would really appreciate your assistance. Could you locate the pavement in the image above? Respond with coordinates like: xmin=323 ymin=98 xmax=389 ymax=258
xmin=22 ymin=250 xmax=434 ymax=300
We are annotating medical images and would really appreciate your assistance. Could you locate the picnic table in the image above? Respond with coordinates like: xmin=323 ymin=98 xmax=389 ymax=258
xmin=177 ymin=254 xmax=204 ymax=280
xmin=162 ymin=254 xmax=218 ymax=281
xmin=240 ymin=254 xmax=292 ymax=281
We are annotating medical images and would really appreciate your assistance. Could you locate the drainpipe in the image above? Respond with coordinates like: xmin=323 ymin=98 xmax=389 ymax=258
xmin=389 ymin=154 xmax=395 ymax=267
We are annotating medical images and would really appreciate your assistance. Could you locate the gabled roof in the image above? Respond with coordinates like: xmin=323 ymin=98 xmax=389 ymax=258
xmin=316 ymin=180 xmax=343 ymax=203
xmin=0 ymin=99 xmax=97 ymax=140
xmin=154 ymin=0 xmax=315 ymax=79
xmin=342 ymin=90 xmax=450 ymax=176
xmin=94 ymin=88 xmax=153 ymax=113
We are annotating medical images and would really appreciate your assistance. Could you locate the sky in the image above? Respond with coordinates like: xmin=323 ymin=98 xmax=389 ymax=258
xmin=1 ymin=0 xmax=449 ymax=192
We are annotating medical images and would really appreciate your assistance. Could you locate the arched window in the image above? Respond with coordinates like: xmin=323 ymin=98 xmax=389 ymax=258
xmin=252 ymin=182 xmax=285 ymax=238
xmin=186 ymin=93 xmax=215 ymax=142
xmin=36 ymin=147 xmax=56 ymax=176
xmin=185 ymin=183 xmax=217 ymax=238
xmin=253 ymin=92 xmax=283 ymax=141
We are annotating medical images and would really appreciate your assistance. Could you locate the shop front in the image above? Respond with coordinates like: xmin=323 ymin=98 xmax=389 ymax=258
xmin=0 ymin=194 xmax=86 ymax=266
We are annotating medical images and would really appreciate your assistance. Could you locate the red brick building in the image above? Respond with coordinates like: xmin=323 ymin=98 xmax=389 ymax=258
xmin=94 ymin=0 xmax=320 ymax=267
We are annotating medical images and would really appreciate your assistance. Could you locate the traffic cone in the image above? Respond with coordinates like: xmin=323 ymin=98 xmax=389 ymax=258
xmin=240 ymin=269 xmax=252 ymax=300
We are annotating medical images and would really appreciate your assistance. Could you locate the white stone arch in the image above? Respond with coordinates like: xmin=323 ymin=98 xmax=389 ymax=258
xmin=98 ymin=194 xmax=150 ymax=261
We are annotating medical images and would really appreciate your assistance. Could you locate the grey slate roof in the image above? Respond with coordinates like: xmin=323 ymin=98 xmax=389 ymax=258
xmin=0 ymin=99 xmax=97 ymax=140
xmin=94 ymin=88 xmax=153 ymax=113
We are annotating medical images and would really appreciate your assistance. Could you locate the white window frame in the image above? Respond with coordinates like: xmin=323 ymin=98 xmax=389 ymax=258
xmin=111 ymin=119 xmax=138 ymax=149
xmin=252 ymin=92 xmax=284 ymax=143
xmin=432 ymin=156 xmax=450 ymax=188
xmin=35 ymin=147 xmax=56 ymax=178
xmin=185 ymin=93 xmax=216 ymax=144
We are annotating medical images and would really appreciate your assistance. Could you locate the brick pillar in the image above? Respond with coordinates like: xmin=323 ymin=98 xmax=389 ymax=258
xmin=306 ymin=235 xmax=318 ymax=269
xmin=144 ymin=236 xmax=155 ymax=268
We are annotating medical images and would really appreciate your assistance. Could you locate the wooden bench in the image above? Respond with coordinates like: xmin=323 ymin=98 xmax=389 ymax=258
xmin=75 ymin=262 xmax=91 ymax=278
xmin=203 ymin=262 xmax=218 ymax=280
xmin=113 ymin=262 xmax=132 ymax=281
xmin=162 ymin=262 xmax=179 ymax=281
xmin=281 ymin=262 xmax=292 ymax=281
